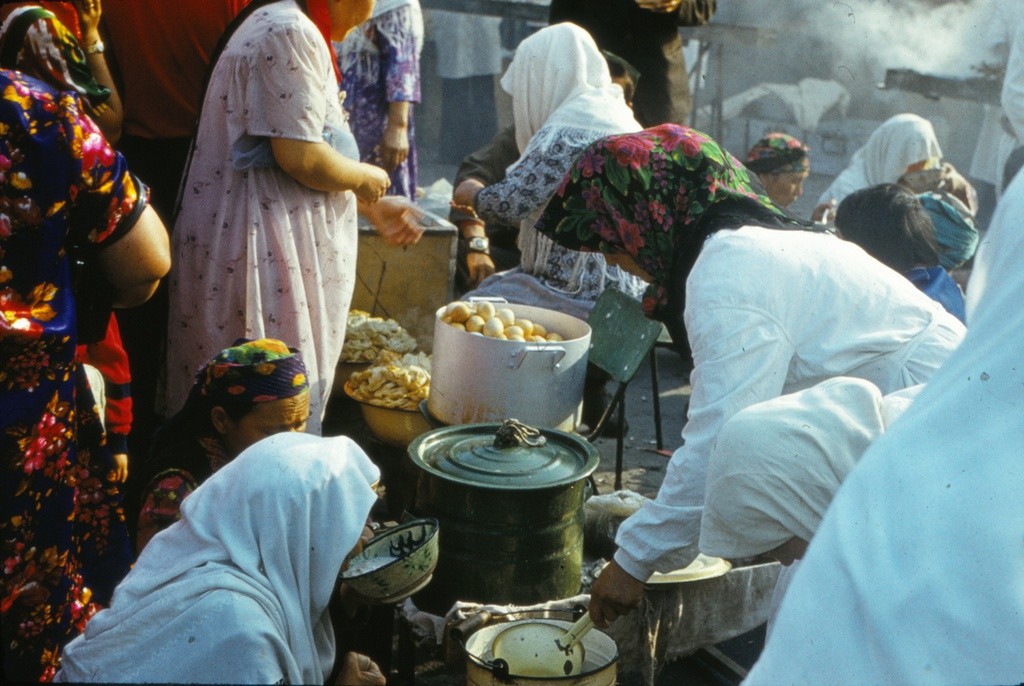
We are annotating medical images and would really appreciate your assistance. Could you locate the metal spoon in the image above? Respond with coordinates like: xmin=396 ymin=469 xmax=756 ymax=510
xmin=490 ymin=612 xmax=596 ymax=677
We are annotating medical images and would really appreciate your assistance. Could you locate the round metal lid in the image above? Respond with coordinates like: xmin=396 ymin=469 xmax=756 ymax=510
xmin=407 ymin=421 xmax=599 ymax=490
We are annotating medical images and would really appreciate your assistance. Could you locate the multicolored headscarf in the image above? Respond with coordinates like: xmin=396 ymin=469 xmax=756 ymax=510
xmin=744 ymin=133 xmax=810 ymax=175
xmin=196 ymin=338 xmax=309 ymax=405
xmin=535 ymin=124 xmax=791 ymax=315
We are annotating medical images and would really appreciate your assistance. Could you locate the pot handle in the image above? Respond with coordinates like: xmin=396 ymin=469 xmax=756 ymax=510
xmin=449 ymin=610 xmax=492 ymax=644
xmin=509 ymin=345 xmax=567 ymax=370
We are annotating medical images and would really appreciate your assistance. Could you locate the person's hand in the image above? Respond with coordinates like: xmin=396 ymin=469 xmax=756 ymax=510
xmin=71 ymin=0 xmax=103 ymax=43
xmin=366 ymin=196 xmax=423 ymax=247
xmin=452 ymin=179 xmax=485 ymax=208
xmin=634 ymin=0 xmax=683 ymax=13
xmin=811 ymin=199 xmax=837 ymax=224
xmin=971 ymin=61 xmax=1005 ymax=80
xmin=355 ymin=164 xmax=391 ymax=205
xmin=380 ymin=121 xmax=409 ymax=172
xmin=466 ymin=251 xmax=495 ymax=288
xmin=588 ymin=559 xmax=644 ymax=629
xmin=110 ymin=452 xmax=128 ymax=483
xmin=334 ymin=652 xmax=386 ymax=686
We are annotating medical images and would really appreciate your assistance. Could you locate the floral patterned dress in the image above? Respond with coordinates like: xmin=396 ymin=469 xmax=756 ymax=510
xmin=335 ymin=4 xmax=421 ymax=200
xmin=0 ymin=70 xmax=139 ymax=682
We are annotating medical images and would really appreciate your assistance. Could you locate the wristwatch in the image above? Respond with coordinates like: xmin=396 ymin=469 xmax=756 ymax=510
xmin=466 ymin=236 xmax=490 ymax=254
xmin=83 ymin=39 xmax=105 ymax=55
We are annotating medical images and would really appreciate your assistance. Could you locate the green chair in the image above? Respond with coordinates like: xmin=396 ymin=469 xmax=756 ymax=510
xmin=582 ymin=289 xmax=664 ymax=490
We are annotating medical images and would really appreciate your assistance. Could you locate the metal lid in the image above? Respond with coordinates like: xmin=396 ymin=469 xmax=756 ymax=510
xmin=407 ymin=420 xmax=599 ymax=490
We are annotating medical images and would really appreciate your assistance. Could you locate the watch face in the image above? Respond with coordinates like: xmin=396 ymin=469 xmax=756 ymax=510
xmin=469 ymin=237 xmax=489 ymax=251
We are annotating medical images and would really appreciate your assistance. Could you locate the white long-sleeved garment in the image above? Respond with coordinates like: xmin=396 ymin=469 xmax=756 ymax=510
xmin=612 ymin=226 xmax=966 ymax=580
xmin=1003 ymin=22 xmax=1024 ymax=143
xmin=743 ymin=139 xmax=1024 ymax=686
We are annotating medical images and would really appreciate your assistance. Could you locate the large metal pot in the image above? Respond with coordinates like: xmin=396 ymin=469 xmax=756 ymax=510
xmin=464 ymin=617 xmax=618 ymax=686
xmin=407 ymin=421 xmax=599 ymax=614
xmin=427 ymin=303 xmax=591 ymax=431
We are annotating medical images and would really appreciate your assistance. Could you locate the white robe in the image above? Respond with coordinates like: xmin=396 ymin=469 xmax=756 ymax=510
xmin=744 ymin=164 xmax=1024 ymax=685
xmin=56 ymin=433 xmax=379 ymax=684
xmin=1003 ymin=22 xmax=1024 ymax=144
xmin=612 ymin=227 xmax=966 ymax=580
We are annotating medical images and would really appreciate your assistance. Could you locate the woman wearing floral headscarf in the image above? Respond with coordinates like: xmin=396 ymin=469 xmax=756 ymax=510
xmin=135 ymin=339 xmax=311 ymax=553
xmin=744 ymin=132 xmax=810 ymax=209
xmin=535 ymin=123 xmax=966 ymax=628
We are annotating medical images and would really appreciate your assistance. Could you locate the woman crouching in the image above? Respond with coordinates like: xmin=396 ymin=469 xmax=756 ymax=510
xmin=56 ymin=432 xmax=384 ymax=684
xmin=135 ymin=338 xmax=311 ymax=553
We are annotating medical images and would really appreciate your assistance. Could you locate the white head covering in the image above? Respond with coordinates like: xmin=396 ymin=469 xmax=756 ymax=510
xmin=700 ymin=377 xmax=888 ymax=558
xmin=493 ymin=23 xmax=642 ymax=296
xmin=818 ymin=113 xmax=943 ymax=206
xmin=745 ymin=171 xmax=1024 ymax=684
xmin=500 ymin=22 xmax=638 ymax=153
xmin=56 ymin=433 xmax=379 ymax=685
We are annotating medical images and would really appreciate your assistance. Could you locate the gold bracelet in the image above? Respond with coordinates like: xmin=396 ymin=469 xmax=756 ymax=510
xmin=449 ymin=200 xmax=480 ymax=220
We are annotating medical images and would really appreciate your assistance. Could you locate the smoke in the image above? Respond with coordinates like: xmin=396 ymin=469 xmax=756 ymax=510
xmin=712 ymin=0 xmax=1000 ymax=174
xmin=721 ymin=0 xmax=995 ymax=87
xmin=800 ymin=0 xmax=994 ymax=80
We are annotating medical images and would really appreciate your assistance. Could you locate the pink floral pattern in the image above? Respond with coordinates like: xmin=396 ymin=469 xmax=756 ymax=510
xmin=0 ymin=70 xmax=137 ymax=682
xmin=537 ymin=124 xmax=784 ymax=315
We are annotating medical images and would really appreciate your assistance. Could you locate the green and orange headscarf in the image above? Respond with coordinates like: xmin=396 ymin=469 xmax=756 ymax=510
xmin=196 ymin=338 xmax=309 ymax=406
xmin=536 ymin=124 xmax=796 ymax=316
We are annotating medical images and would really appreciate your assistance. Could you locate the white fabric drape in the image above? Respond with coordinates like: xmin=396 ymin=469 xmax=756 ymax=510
xmin=500 ymin=22 xmax=637 ymax=155
xmin=746 ymin=172 xmax=1024 ymax=685
xmin=56 ymin=433 xmax=379 ymax=684
xmin=700 ymin=377 xmax=887 ymax=559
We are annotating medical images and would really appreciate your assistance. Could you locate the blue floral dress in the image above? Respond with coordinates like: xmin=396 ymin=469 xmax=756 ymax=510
xmin=335 ymin=4 xmax=422 ymax=200
xmin=0 ymin=70 xmax=140 ymax=682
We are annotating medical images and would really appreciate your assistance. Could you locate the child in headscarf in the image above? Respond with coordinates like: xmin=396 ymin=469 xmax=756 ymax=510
xmin=536 ymin=123 xmax=966 ymax=629
xmin=835 ymin=184 xmax=966 ymax=323
xmin=135 ymin=338 xmax=310 ymax=553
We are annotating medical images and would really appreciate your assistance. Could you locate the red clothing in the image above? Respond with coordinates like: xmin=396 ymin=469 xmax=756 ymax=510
xmin=76 ymin=314 xmax=132 ymax=454
xmin=101 ymin=0 xmax=249 ymax=138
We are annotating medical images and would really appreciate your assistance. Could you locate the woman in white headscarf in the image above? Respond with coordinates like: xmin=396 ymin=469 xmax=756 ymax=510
xmin=451 ymin=22 xmax=646 ymax=322
xmin=701 ymin=376 xmax=921 ymax=562
xmin=55 ymin=432 xmax=383 ymax=685
xmin=814 ymin=113 xmax=943 ymax=219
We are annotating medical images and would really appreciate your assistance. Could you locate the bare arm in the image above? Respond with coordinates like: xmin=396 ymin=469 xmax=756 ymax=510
xmin=380 ymin=100 xmax=411 ymax=172
xmin=96 ymin=205 xmax=170 ymax=308
xmin=73 ymin=0 xmax=122 ymax=144
xmin=358 ymin=195 xmax=424 ymax=247
xmin=270 ymin=137 xmax=389 ymax=203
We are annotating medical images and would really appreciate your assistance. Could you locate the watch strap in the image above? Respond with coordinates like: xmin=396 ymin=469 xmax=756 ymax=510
xmin=466 ymin=236 xmax=490 ymax=254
